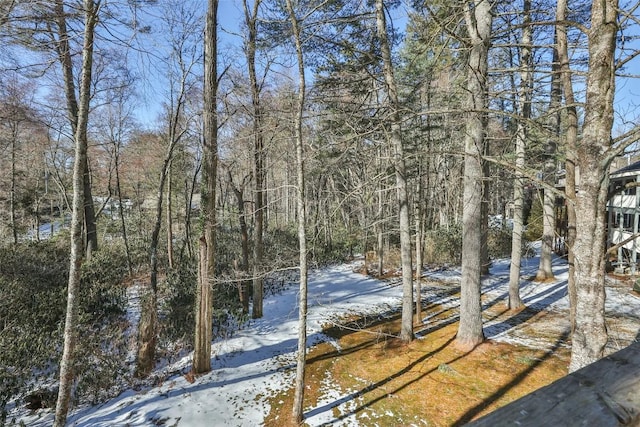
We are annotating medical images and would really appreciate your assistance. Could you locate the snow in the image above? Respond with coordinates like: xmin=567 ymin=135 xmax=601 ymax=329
xmin=12 ymin=249 xmax=640 ymax=426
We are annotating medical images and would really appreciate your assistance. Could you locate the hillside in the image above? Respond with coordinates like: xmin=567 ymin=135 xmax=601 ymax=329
xmin=12 ymin=250 xmax=640 ymax=426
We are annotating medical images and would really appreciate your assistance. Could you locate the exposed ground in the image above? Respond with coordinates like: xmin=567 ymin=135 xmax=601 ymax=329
xmin=12 ymin=252 xmax=640 ymax=426
xmin=265 ymin=257 xmax=640 ymax=426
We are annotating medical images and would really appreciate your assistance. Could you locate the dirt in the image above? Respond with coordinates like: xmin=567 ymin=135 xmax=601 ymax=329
xmin=264 ymin=273 xmax=640 ymax=427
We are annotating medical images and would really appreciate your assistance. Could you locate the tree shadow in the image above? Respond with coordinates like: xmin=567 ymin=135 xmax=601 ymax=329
xmin=304 ymin=335 xmax=459 ymax=424
xmin=453 ymin=330 xmax=571 ymax=426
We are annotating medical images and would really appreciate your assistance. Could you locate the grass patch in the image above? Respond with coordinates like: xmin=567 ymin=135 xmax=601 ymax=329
xmin=264 ymin=293 xmax=570 ymax=426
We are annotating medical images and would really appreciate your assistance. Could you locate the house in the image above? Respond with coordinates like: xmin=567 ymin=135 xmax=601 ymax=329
xmin=607 ymin=159 xmax=640 ymax=273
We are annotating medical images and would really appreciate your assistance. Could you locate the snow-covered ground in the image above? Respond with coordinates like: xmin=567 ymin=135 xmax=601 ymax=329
xmin=13 ymin=250 xmax=640 ymax=426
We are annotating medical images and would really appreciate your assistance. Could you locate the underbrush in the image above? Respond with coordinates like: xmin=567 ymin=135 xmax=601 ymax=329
xmin=0 ymin=241 xmax=130 ymax=423
xmin=422 ymin=225 xmax=533 ymax=267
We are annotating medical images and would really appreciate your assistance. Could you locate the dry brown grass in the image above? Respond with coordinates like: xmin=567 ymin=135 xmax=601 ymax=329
xmin=264 ymin=290 xmax=571 ymax=427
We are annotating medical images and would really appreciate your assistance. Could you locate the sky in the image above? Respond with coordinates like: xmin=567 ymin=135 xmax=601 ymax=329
xmin=9 ymin=243 xmax=640 ymax=426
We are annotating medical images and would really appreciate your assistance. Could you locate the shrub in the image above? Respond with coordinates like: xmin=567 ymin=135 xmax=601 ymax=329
xmin=0 ymin=240 xmax=131 ymax=416
xmin=423 ymin=225 xmax=463 ymax=265
xmin=524 ymin=195 xmax=544 ymax=241
xmin=159 ymin=262 xmax=197 ymax=346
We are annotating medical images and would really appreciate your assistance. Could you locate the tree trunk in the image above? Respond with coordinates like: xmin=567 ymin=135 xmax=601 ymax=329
xmin=537 ymin=38 xmax=562 ymax=281
xmin=456 ymin=0 xmax=492 ymax=351
xmin=167 ymin=159 xmax=174 ymax=270
xmin=10 ymin=134 xmax=17 ymax=245
xmin=508 ymin=0 xmax=532 ymax=310
xmin=229 ymin=170 xmax=251 ymax=313
xmin=135 ymin=287 xmax=157 ymax=378
xmin=376 ymin=147 xmax=385 ymax=277
xmin=193 ymin=0 xmax=218 ymax=375
xmin=415 ymin=165 xmax=424 ymax=323
xmin=53 ymin=0 xmax=97 ymax=260
xmin=375 ymin=0 xmax=413 ymax=343
xmin=137 ymin=156 xmax=172 ymax=376
xmin=83 ymin=158 xmax=97 ymax=259
xmin=243 ymin=0 xmax=265 ymax=320
xmin=284 ymin=0 xmax=308 ymax=422
xmin=569 ymin=0 xmax=618 ymax=372
xmin=114 ymin=144 xmax=133 ymax=276
xmin=556 ymin=0 xmax=578 ymax=334
xmin=54 ymin=0 xmax=97 ymax=424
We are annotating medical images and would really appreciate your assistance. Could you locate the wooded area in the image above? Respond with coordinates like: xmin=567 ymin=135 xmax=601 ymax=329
xmin=1 ymin=0 xmax=639 ymax=424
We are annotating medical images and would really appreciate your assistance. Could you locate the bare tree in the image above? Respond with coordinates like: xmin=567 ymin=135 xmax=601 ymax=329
xmin=52 ymin=0 xmax=99 ymax=258
xmin=556 ymin=0 xmax=578 ymax=332
xmin=569 ymin=0 xmax=618 ymax=372
xmin=508 ymin=0 xmax=532 ymax=310
xmin=456 ymin=0 xmax=492 ymax=351
xmin=241 ymin=0 xmax=266 ymax=319
xmin=375 ymin=0 xmax=414 ymax=342
xmin=54 ymin=0 xmax=99 ymax=424
xmin=193 ymin=0 xmax=218 ymax=375
xmin=137 ymin=1 xmax=203 ymax=377
xmin=283 ymin=0 xmax=309 ymax=420
xmin=227 ymin=166 xmax=252 ymax=313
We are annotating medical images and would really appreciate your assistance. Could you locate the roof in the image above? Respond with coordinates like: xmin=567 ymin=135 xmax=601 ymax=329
xmin=611 ymin=160 xmax=640 ymax=177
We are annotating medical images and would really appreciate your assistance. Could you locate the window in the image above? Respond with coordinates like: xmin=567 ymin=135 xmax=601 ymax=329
xmin=624 ymin=213 xmax=635 ymax=231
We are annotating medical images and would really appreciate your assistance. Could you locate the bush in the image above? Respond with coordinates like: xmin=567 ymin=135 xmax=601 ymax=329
xmin=487 ymin=228 xmax=513 ymax=259
xmin=0 ymin=240 xmax=131 ymax=416
xmin=421 ymin=224 xmax=532 ymax=268
xmin=159 ymin=262 xmax=197 ymax=346
xmin=423 ymin=225 xmax=463 ymax=265
xmin=524 ymin=196 xmax=544 ymax=241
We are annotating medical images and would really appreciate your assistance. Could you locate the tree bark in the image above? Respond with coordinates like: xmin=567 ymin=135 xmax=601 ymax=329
xmin=228 ymin=169 xmax=251 ymax=313
xmin=569 ymin=0 xmax=618 ymax=372
xmin=10 ymin=130 xmax=17 ymax=245
xmin=556 ymin=0 xmax=578 ymax=334
xmin=167 ymin=159 xmax=174 ymax=270
xmin=508 ymin=0 xmax=532 ymax=310
xmin=243 ymin=0 xmax=265 ymax=320
xmin=114 ymin=151 xmax=132 ymax=275
xmin=193 ymin=0 xmax=218 ymax=375
xmin=415 ymin=163 xmax=424 ymax=323
xmin=456 ymin=0 xmax=492 ymax=351
xmin=54 ymin=0 xmax=97 ymax=424
xmin=53 ymin=0 xmax=97 ymax=259
xmin=284 ymin=0 xmax=308 ymax=422
xmin=375 ymin=0 xmax=413 ymax=343
xmin=537 ymin=33 xmax=562 ymax=281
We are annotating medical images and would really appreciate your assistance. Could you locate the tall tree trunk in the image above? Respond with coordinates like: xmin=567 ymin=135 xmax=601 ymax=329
xmin=415 ymin=164 xmax=424 ymax=323
xmin=54 ymin=0 xmax=97 ymax=424
xmin=375 ymin=0 xmax=413 ymax=343
xmin=167 ymin=159 xmax=174 ymax=270
xmin=456 ymin=0 xmax=492 ymax=351
xmin=114 ymin=145 xmax=133 ymax=275
xmin=83 ymin=159 xmax=97 ymax=258
xmin=284 ymin=0 xmax=308 ymax=422
xmin=181 ymin=161 xmax=200 ymax=262
xmin=228 ymin=170 xmax=251 ymax=313
xmin=377 ymin=146 xmax=385 ymax=277
xmin=569 ymin=0 xmax=618 ymax=372
xmin=537 ymin=34 xmax=562 ymax=281
xmin=193 ymin=0 xmax=218 ymax=375
xmin=508 ymin=0 xmax=532 ymax=310
xmin=54 ymin=0 xmax=97 ymax=260
xmin=556 ymin=0 xmax=578 ymax=333
xmin=243 ymin=0 xmax=265 ymax=320
xmin=137 ymin=150 xmax=174 ymax=377
xmin=10 ymin=134 xmax=17 ymax=245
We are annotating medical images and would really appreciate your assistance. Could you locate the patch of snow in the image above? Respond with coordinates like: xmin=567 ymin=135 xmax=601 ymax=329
xmin=11 ymin=249 xmax=640 ymax=426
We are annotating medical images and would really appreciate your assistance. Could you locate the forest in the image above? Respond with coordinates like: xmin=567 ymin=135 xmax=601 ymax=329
xmin=1 ymin=0 xmax=639 ymax=425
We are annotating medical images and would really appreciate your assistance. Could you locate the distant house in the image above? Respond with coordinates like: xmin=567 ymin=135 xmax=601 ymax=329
xmin=607 ymin=160 xmax=640 ymax=273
